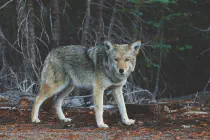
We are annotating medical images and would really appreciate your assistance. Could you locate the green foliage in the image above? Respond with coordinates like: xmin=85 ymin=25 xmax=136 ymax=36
xmin=152 ymin=44 xmax=172 ymax=51
xmin=148 ymin=0 xmax=177 ymax=4
xmin=129 ymin=0 xmax=142 ymax=6
xmin=176 ymin=45 xmax=193 ymax=51
xmin=130 ymin=0 xmax=177 ymax=7
xmin=189 ymin=0 xmax=197 ymax=4
xmin=129 ymin=0 xmax=137 ymax=3
xmin=202 ymin=34 xmax=210 ymax=41
xmin=152 ymin=63 xmax=160 ymax=68
xmin=148 ymin=21 xmax=160 ymax=28
xmin=115 ymin=8 xmax=130 ymax=13
xmin=146 ymin=62 xmax=160 ymax=68
xmin=164 ymin=13 xmax=188 ymax=20
xmin=132 ymin=10 xmax=143 ymax=17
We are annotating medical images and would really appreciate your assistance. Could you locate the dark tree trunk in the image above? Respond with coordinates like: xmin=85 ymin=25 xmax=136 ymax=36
xmin=131 ymin=5 xmax=139 ymax=42
xmin=28 ymin=0 xmax=38 ymax=79
xmin=95 ymin=0 xmax=103 ymax=45
xmin=51 ymin=0 xmax=61 ymax=48
xmin=82 ymin=0 xmax=91 ymax=47
xmin=0 ymin=27 xmax=7 ymax=92
xmin=108 ymin=0 xmax=118 ymax=40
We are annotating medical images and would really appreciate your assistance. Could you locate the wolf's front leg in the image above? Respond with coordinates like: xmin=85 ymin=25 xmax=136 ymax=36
xmin=93 ymin=85 xmax=108 ymax=128
xmin=113 ymin=86 xmax=135 ymax=125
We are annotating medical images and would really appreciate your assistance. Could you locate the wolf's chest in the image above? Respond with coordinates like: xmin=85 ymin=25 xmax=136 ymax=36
xmin=102 ymin=76 xmax=126 ymax=89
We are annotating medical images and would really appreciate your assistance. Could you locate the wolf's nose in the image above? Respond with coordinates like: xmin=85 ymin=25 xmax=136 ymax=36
xmin=119 ymin=69 xmax=124 ymax=74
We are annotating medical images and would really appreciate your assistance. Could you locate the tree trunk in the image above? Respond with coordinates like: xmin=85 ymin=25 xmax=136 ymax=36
xmin=82 ymin=0 xmax=91 ymax=47
xmin=28 ymin=0 xmax=38 ymax=78
xmin=95 ymin=0 xmax=103 ymax=45
xmin=108 ymin=0 xmax=118 ymax=40
xmin=0 ymin=27 xmax=7 ymax=92
xmin=51 ymin=0 xmax=60 ymax=48
xmin=131 ymin=5 xmax=139 ymax=42
xmin=153 ymin=51 xmax=162 ymax=100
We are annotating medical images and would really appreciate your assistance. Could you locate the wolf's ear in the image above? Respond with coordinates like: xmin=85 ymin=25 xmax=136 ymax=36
xmin=104 ymin=41 xmax=113 ymax=50
xmin=130 ymin=40 xmax=141 ymax=55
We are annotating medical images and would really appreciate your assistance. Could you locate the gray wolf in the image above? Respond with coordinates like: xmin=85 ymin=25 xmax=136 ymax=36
xmin=31 ymin=40 xmax=141 ymax=128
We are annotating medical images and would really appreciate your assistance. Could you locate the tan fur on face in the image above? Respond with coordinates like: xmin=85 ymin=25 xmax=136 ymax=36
xmin=113 ymin=44 xmax=130 ymax=71
xmin=116 ymin=60 xmax=127 ymax=70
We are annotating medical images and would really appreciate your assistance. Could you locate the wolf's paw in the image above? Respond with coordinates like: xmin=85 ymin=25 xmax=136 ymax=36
xmin=122 ymin=119 xmax=135 ymax=125
xmin=98 ymin=123 xmax=109 ymax=128
xmin=62 ymin=118 xmax=72 ymax=122
xmin=32 ymin=118 xmax=41 ymax=123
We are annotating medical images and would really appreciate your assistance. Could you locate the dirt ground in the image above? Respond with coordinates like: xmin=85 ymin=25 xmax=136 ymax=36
xmin=0 ymin=102 xmax=210 ymax=140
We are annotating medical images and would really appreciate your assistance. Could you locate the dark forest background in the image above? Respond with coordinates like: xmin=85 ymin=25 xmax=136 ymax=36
xmin=0 ymin=0 xmax=210 ymax=104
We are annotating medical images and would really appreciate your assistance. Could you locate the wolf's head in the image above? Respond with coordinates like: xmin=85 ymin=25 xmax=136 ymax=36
xmin=104 ymin=40 xmax=141 ymax=80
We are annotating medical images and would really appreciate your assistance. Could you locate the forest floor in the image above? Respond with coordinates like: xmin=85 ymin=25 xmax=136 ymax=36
xmin=0 ymin=99 xmax=210 ymax=140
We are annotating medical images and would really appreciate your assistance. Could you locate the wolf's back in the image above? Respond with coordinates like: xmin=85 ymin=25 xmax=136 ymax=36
xmin=41 ymin=45 xmax=99 ymax=88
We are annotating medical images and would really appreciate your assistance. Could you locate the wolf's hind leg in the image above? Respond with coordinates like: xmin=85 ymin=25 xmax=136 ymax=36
xmin=54 ymin=85 xmax=75 ymax=122
xmin=31 ymin=81 xmax=69 ymax=123
xmin=31 ymin=93 xmax=48 ymax=123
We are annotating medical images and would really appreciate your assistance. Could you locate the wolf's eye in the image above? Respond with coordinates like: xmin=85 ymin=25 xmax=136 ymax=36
xmin=114 ymin=58 xmax=119 ymax=61
xmin=125 ymin=58 xmax=130 ymax=62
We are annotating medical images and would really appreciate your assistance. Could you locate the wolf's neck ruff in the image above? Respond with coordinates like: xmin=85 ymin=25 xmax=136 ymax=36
xmin=103 ymin=57 xmax=128 ymax=83
xmin=88 ymin=45 xmax=128 ymax=83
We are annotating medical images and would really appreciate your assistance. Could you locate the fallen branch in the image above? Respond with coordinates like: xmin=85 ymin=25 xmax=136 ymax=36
xmin=183 ymin=111 xmax=209 ymax=115
xmin=125 ymin=89 xmax=154 ymax=99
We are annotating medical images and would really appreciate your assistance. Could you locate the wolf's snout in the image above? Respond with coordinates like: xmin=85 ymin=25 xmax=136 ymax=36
xmin=119 ymin=69 xmax=124 ymax=74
